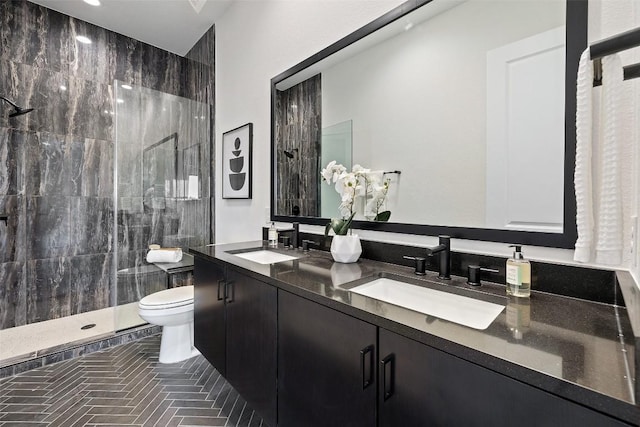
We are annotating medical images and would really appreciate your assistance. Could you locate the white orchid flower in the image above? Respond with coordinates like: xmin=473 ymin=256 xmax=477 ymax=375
xmin=320 ymin=160 xmax=336 ymax=184
xmin=352 ymin=164 xmax=371 ymax=179
xmin=321 ymin=160 xmax=392 ymax=221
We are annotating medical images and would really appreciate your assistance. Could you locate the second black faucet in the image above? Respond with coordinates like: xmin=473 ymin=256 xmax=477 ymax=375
xmin=425 ymin=235 xmax=451 ymax=280
xmin=280 ymin=222 xmax=300 ymax=249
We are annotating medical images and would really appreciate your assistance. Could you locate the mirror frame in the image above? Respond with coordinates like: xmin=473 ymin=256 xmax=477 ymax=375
xmin=271 ymin=0 xmax=587 ymax=249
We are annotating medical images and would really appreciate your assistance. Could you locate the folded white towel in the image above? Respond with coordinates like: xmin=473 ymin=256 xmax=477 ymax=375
xmin=146 ymin=248 xmax=183 ymax=264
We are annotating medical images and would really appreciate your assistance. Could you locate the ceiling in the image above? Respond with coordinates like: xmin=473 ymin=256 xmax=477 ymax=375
xmin=28 ymin=0 xmax=233 ymax=56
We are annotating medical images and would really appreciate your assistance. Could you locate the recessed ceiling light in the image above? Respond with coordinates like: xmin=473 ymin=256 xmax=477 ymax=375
xmin=76 ymin=35 xmax=92 ymax=44
xmin=121 ymin=84 xmax=133 ymax=90
xmin=83 ymin=0 xmax=101 ymax=6
xmin=116 ymin=99 xmax=124 ymax=104
xmin=60 ymin=85 xmax=67 ymax=91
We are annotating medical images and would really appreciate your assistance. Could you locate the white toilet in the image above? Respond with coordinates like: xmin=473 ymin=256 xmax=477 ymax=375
xmin=138 ymin=285 xmax=200 ymax=364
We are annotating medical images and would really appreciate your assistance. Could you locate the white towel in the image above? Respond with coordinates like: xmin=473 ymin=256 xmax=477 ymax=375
xmin=146 ymin=248 xmax=183 ymax=264
xmin=595 ymin=54 xmax=623 ymax=265
xmin=573 ymin=48 xmax=594 ymax=262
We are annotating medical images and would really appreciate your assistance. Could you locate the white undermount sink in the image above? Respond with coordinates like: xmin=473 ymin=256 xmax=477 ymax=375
xmin=350 ymin=278 xmax=504 ymax=330
xmin=233 ymin=250 xmax=299 ymax=265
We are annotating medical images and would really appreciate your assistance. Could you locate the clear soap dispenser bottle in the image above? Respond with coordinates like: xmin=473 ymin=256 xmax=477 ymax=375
xmin=268 ymin=222 xmax=278 ymax=247
xmin=506 ymin=245 xmax=531 ymax=298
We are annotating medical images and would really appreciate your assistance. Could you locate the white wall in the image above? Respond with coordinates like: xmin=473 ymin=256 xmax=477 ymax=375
xmin=215 ymin=0 xmax=405 ymax=244
xmin=215 ymin=0 xmax=640 ymax=280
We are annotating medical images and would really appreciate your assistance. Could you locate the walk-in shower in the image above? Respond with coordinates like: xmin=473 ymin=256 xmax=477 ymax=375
xmin=0 ymin=82 xmax=211 ymax=372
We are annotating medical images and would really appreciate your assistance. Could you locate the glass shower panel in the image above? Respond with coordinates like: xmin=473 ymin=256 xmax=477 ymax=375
xmin=114 ymin=81 xmax=210 ymax=332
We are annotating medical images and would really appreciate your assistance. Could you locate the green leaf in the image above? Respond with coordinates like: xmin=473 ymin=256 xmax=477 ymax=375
xmin=326 ymin=212 xmax=356 ymax=236
xmin=324 ymin=221 xmax=333 ymax=237
xmin=375 ymin=211 xmax=391 ymax=222
xmin=336 ymin=212 xmax=356 ymax=235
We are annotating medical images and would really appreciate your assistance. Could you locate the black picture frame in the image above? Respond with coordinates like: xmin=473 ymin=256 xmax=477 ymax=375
xmin=223 ymin=123 xmax=253 ymax=199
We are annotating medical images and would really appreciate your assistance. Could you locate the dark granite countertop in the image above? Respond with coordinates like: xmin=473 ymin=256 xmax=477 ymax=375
xmin=190 ymin=241 xmax=639 ymax=424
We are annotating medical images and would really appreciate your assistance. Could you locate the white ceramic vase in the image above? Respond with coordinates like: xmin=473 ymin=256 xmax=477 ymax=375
xmin=330 ymin=235 xmax=362 ymax=263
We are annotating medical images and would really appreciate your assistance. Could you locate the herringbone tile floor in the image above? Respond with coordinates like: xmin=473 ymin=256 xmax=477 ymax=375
xmin=0 ymin=335 xmax=264 ymax=426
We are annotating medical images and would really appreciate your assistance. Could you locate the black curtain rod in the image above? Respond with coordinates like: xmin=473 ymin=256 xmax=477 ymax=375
xmin=625 ymin=62 xmax=640 ymax=80
xmin=590 ymin=27 xmax=640 ymax=60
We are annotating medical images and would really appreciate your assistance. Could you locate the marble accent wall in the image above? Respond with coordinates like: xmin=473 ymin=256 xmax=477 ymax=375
xmin=0 ymin=1 xmax=213 ymax=330
xmin=275 ymin=74 xmax=321 ymax=217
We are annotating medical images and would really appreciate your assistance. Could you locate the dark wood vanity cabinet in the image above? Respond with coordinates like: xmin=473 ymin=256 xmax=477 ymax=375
xmin=278 ymin=290 xmax=377 ymax=427
xmin=193 ymin=257 xmax=277 ymax=426
xmin=194 ymin=259 xmax=631 ymax=426
xmin=225 ymin=268 xmax=277 ymax=426
xmin=377 ymin=328 xmax=629 ymax=427
xmin=193 ymin=256 xmax=226 ymax=374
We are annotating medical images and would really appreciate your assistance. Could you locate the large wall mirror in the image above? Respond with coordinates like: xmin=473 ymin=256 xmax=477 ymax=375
xmin=271 ymin=0 xmax=587 ymax=248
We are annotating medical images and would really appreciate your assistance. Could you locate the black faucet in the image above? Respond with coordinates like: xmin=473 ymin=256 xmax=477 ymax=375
xmin=279 ymin=222 xmax=300 ymax=249
xmin=425 ymin=235 xmax=451 ymax=280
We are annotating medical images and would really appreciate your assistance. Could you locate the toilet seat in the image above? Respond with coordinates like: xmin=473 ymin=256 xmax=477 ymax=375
xmin=139 ymin=285 xmax=194 ymax=310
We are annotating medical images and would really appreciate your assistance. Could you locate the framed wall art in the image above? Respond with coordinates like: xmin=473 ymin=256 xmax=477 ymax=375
xmin=222 ymin=123 xmax=253 ymax=199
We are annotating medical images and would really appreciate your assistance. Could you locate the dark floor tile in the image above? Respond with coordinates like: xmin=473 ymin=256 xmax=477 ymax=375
xmin=162 ymin=385 xmax=203 ymax=393
xmin=175 ymin=407 xmax=221 ymax=417
xmin=149 ymin=405 xmax=178 ymax=427
xmin=140 ymin=397 xmax=172 ymax=427
xmin=86 ymin=405 xmax=134 ymax=415
xmin=179 ymin=416 xmax=227 ymax=426
xmin=0 ymin=336 xmax=263 ymax=427
xmin=0 ymin=412 xmax=49 ymax=421
xmin=1 ymin=396 xmax=49 ymax=405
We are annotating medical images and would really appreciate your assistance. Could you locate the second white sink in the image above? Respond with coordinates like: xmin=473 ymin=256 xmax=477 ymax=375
xmin=350 ymin=278 xmax=504 ymax=330
xmin=234 ymin=250 xmax=299 ymax=264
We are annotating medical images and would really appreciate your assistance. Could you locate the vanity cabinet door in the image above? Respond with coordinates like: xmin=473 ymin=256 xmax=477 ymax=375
xmin=378 ymin=328 xmax=629 ymax=427
xmin=193 ymin=257 xmax=226 ymax=376
xmin=278 ymin=290 xmax=377 ymax=427
xmin=225 ymin=268 xmax=277 ymax=427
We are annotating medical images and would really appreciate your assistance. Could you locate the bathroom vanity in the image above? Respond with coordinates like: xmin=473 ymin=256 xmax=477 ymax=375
xmin=190 ymin=242 xmax=639 ymax=427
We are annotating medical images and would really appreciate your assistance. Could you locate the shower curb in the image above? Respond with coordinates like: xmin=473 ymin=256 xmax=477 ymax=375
xmin=0 ymin=325 xmax=161 ymax=379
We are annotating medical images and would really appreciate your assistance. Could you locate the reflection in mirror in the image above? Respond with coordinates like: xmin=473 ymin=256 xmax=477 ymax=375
xmin=275 ymin=74 xmax=321 ymax=217
xmin=272 ymin=0 xmax=586 ymax=247
xmin=320 ymin=120 xmax=352 ymax=218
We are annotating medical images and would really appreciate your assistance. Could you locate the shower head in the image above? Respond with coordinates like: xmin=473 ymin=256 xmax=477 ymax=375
xmin=283 ymin=148 xmax=298 ymax=159
xmin=9 ymin=107 xmax=34 ymax=117
xmin=1 ymin=96 xmax=33 ymax=118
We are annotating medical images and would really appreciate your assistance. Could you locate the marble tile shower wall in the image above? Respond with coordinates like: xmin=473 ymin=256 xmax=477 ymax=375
xmin=275 ymin=74 xmax=321 ymax=217
xmin=0 ymin=1 xmax=214 ymax=330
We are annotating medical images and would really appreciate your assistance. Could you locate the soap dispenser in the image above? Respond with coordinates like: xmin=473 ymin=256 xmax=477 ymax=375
xmin=506 ymin=245 xmax=531 ymax=298
xmin=268 ymin=222 xmax=278 ymax=247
